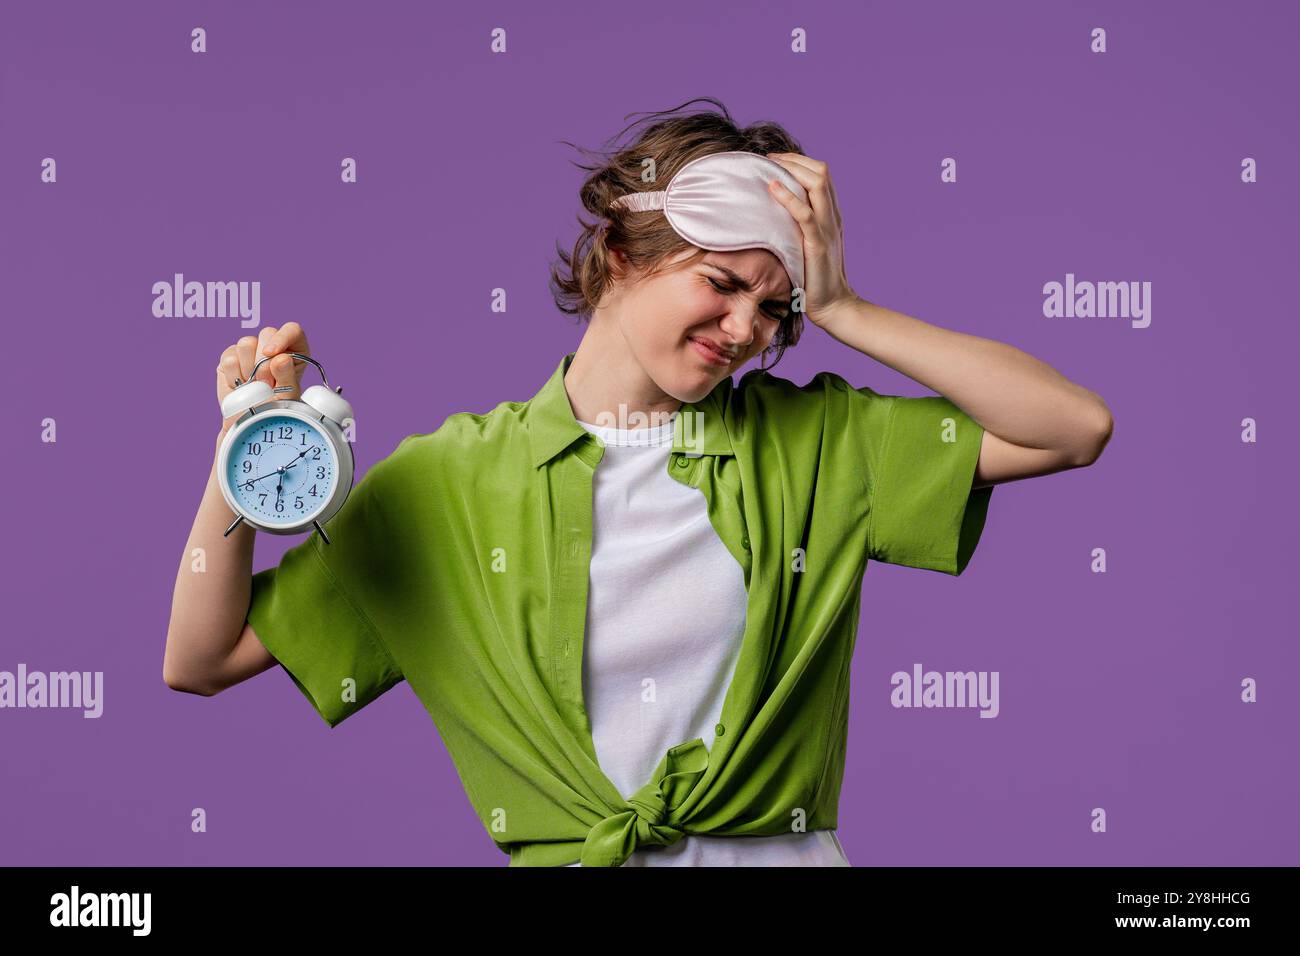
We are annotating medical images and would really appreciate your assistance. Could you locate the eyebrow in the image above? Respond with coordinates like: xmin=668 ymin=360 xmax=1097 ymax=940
xmin=703 ymin=261 xmax=792 ymax=307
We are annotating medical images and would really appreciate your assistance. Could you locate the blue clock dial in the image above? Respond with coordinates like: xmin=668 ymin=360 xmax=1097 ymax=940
xmin=226 ymin=414 xmax=337 ymax=526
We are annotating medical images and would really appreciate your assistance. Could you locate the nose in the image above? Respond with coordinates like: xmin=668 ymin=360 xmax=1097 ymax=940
xmin=717 ymin=303 xmax=766 ymax=350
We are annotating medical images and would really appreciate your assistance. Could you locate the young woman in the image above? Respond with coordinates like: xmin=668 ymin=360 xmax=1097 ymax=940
xmin=164 ymin=101 xmax=1113 ymax=867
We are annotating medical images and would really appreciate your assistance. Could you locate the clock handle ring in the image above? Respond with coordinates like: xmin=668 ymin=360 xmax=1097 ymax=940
xmin=234 ymin=352 xmax=329 ymax=389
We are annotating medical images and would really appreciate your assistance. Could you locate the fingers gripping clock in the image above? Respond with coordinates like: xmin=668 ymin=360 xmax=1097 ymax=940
xmin=216 ymin=352 xmax=356 ymax=542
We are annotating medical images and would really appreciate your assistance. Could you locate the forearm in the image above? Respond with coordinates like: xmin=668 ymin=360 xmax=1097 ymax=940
xmin=163 ymin=423 xmax=257 ymax=693
xmin=820 ymin=296 xmax=1112 ymax=456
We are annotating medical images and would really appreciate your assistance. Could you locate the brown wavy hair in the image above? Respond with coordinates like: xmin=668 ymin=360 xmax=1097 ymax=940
xmin=549 ymin=97 xmax=806 ymax=372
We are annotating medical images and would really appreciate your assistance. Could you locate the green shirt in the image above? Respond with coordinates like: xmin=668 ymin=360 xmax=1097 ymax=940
xmin=247 ymin=350 xmax=994 ymax=866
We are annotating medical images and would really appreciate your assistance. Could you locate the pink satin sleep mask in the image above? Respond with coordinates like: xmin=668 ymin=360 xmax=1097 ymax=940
xmin=607 ymin=150 xmax=808 ymax=303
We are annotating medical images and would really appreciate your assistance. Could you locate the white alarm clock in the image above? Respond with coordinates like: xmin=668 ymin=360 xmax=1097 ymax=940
xmin=216 ymin=352 xmax=355 ymax=543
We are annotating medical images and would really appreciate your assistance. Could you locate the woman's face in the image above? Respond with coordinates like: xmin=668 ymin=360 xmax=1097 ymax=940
xmin=605 ymin=246 xmax=794 ymax=403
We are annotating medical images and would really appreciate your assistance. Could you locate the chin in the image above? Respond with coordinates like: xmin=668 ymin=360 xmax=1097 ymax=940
xmin=674 ymin=369 xmax=725 ymax=404
xmin=646 ymin=366 xmax=709 ymax=406
xmin=643 ymin=343 xmax=733 ymax=404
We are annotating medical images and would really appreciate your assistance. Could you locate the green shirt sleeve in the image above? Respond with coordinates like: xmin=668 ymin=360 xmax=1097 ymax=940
xmin=246 ymin=443 xmax=406 ymax=728
xmin=834 ymin=377 xmax=993 ymax=575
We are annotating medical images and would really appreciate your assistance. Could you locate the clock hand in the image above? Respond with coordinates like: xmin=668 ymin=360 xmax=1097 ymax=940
xmin=281 ymin=445 xmax=319 ymax=471
xmin=237 ymin=446 xmax=321 ymax=490
xmin=238 ymin=468 xmax=295 ymax=492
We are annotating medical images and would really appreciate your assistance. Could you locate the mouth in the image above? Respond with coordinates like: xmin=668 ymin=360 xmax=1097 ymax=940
xmin=688 ymin=335 xmax=737 ymax=368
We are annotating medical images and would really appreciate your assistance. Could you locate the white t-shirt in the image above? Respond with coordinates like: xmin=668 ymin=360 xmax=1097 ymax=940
xmin=564 ymin=410 xmax=850 ymax=867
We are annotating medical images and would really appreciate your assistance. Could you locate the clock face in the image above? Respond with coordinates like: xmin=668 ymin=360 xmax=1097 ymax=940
xmin=225 ymin=414 xmax=338 ymax=527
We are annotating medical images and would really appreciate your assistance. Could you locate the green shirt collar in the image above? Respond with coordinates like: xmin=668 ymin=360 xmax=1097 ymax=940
xmin=525 ymin=351 xmax=735 ymax=468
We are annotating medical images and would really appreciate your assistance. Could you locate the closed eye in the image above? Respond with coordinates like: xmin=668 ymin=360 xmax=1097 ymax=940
xmin=707 ymin=277 xmax=789 ymax=321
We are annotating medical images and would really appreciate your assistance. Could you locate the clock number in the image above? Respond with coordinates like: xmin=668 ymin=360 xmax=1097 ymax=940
xmin=234 ymin=421 xmax=329 ymax=520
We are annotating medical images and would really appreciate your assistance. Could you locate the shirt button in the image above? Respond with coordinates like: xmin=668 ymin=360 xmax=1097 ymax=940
xmin=741 ymin=535 xmax=750 ymax=550
xmin=675 ymin=456 xmax=689 ymax=468
xmin=715 ymin=723 xmax=725 ymax=736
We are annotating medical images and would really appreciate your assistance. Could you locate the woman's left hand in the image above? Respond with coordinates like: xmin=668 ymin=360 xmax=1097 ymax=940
xmin=764 ymin=151 xmax=861 ymax=330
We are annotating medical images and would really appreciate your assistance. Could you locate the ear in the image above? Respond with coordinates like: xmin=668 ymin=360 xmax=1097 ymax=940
xmin=607 ymin=247 xmax=630 ymax=282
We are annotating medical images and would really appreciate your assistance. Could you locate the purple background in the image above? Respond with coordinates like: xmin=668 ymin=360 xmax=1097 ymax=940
xmin=1 ymin=0 xmax=1295 ymax=866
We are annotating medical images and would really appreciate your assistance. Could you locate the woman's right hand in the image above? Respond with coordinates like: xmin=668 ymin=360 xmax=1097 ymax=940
xmin=216 ymin=322 xmax=313 ymax=434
